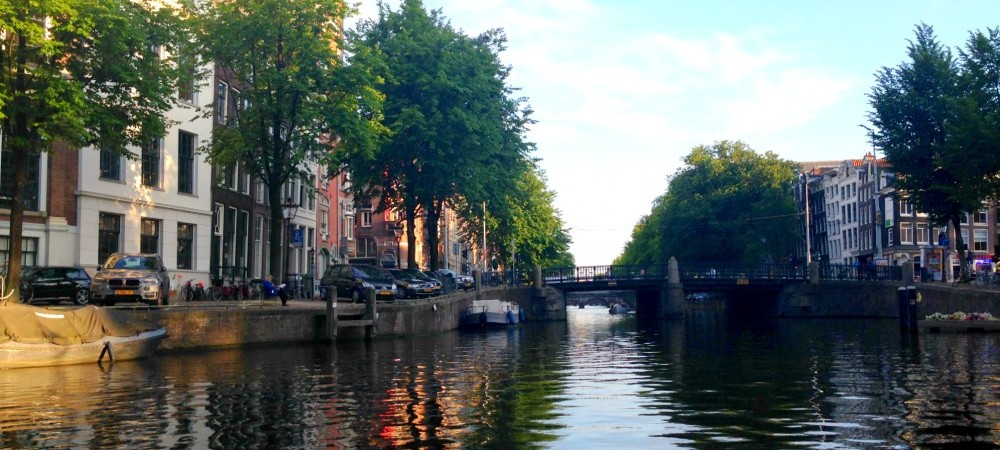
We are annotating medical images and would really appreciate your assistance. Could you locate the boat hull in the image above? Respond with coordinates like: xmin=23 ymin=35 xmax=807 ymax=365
xmin=461 ymin=299 xmax=522 ymax=329
xmin=0 ymin=328 xmax=167 ymax=369
xmin=609 ymin=304 xmax=628 ymax=315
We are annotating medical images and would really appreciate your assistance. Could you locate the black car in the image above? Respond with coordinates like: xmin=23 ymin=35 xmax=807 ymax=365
xmin=388 ymin=269 xmax=434 ymax=299
xmin=19 ymin=266 xmax=92 ymax=305
xmin=321 ymin=264 xmax=397 ymax=302
xmin=405 ymin=269 xmax=442 ymax=296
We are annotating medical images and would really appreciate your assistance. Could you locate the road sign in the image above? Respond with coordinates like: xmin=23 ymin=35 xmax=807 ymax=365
xmin=292 ymin=228 xmax=304 ymax=247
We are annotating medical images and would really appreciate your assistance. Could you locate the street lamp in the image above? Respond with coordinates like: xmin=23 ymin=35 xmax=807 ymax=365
xmin=281 ymin=197 xmax=299 ymax=282
xmin=389 ymin=220 xmax=404 ymax=268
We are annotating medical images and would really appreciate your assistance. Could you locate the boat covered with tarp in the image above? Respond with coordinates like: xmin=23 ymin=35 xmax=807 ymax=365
xmin=0 ymin=303 xmax=166 ymax=369
xmin=461 ymin=299 xmax=524 ymax=329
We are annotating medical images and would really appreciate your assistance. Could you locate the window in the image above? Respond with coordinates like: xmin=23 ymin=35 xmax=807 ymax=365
xmin=141 ymin=137 xmax=161 ymax=188
xmin=308 ymin=175 xmax=316 ymax=210
xmin=356 ymin=237 xmax=375 ymax=257
xmin=213 ymin=203 xmax=223 ymax=235
xmin=0 ymin=149 xmax=40 ymax=210
xmin=99 ymin=149 xmax=121 ymax=181
xmin=177 ymin=223 xmax=194 ymax=269
xmin=320 ymin=208 xmax=328 ymax=236
xmin=900 ymin=201 xmax=914 ymax=216
xmin=916 ymin=223 xmax=929 ymax=244
xmin=177 ymin=50 xmax=195 ymax=103
xmin=140 ymin=218 xmax=161 ymax=254
xmin=230 ymin=88 xmax=241 ymax=126
xmin=98 ymin=213 xmax=121 ymax=263
xmin=215 ymin=80 xmax=228 ymax=124
xmin=178 ymin=131 xmax=196 ymax=194
xmin=254 ymin=215 xmax=264 ymax=278
xmin=974 ymin=209 xmax=988 ymax=224
xmin=360 ymin=210 xmax=372 ymax=228
xmin=900 ymin=222 xmax=913 ymax=244
xmin=974 ymin=229 xmax=988 ymax=251
xmin=0 ymin=236 xmax=38 ymax=266
xmin=256 ymin=180 xmax=267 ymax=204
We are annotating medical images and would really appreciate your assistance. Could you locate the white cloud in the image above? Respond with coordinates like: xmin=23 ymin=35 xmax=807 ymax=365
xmin=351 ymin=0 xmax=862 ymax=265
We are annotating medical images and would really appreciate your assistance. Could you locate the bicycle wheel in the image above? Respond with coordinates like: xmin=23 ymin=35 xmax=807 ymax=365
xmin=210 ymin=286 xmax=223 ymax=301
xmin=178 ymin=285 xmax=191 ymax=302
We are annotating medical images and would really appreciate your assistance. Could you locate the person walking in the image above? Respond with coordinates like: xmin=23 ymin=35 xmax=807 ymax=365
xmin=261 ymin=274 xmax=289 ymax=306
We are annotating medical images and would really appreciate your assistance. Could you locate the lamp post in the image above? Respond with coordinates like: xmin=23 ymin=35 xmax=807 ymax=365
xmin=390 ymin=221 xmax=403 ymax=269
xmin=281 ymin=197 xmax=299 ymax=283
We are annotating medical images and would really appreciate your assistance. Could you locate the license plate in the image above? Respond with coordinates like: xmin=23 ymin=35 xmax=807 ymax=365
xmin=423 ymin=288 xmax=432 ymax=292
xmin=114 ymin=289 xmax=131 ymax=295
xmin=379 ymin=290 xmax=391 ymax=296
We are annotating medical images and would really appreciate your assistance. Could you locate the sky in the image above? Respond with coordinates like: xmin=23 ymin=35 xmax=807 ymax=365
xmin=350 ymin=0 xmax=1000 ymax=266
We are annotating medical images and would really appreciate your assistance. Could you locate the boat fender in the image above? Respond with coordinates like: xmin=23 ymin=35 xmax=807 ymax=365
xmin=98 ymin=341 xmax=115 ymax=363
xmin=519 ymin=309 xmax=526 ymax=322
xmin=432 ymin=303 xmax=437 ymax=312
xmin=506 ymin=310 xmax=516 ymax=324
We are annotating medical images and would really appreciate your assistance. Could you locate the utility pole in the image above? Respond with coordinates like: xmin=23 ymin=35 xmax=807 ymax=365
xmin=482 ymin=201 xmax=487 ymax=272
xmin=805 ymin=174 xmax=811 ymax=264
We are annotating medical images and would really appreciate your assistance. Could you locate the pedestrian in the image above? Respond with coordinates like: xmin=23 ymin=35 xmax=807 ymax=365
xmin=261 ymin=274 xmax=289 ymax=306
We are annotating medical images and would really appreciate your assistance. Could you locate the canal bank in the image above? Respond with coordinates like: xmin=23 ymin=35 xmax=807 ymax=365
xmin=119 ymin=285 xmax=565 ymax=352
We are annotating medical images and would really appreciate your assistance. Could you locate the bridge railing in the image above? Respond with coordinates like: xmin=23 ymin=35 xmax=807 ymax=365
xmin=543 ymin=262 xmax=903 ymax=285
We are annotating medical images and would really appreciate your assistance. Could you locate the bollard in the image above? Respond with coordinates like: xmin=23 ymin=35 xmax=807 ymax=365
xmin=897 ymin=286 xmax=919 ymax=332
xmin=325 ymin=284 xmax=337 ymax=340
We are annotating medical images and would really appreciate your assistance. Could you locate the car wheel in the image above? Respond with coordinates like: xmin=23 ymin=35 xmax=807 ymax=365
xmin=73 ymin=288 xmax=90 ymax=306
xmin=159 ymin=289 xmax=169 ymax=306
xmin=351 ymin=289 xmax=363 ymax=303
xmin=19 ymin=285 xmax=34 ymax=304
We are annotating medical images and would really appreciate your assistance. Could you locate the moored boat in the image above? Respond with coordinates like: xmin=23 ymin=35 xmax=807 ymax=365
xmin=462 ymin=299 xmax=524 ymax=329
xmin=0 ymin=302 xmax=166 ymax=369
xmin=609 ymin=302 xmax=629 ymax=315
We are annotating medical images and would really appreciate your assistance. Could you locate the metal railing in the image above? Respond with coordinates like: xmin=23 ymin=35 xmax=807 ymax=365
xmin=542 ymin=262 xmax=902 ymax=285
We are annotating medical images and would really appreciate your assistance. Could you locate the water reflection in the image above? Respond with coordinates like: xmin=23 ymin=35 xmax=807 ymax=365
xmin=0 ymin=308 xmax=997 ymax=448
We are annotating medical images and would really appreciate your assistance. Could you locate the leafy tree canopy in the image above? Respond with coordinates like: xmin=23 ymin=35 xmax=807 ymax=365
xmin=616 ymin=141 xmax=799 ymax=266
xmin=867 ymin=23 xmax=1000 ymax=265
xmin=1 ymin=0 xmax=189 ymax=296
xmin=348 ymin=0 xmax=534 ymax=269
xmin=192 ymin=0 xmax=387 ymax=278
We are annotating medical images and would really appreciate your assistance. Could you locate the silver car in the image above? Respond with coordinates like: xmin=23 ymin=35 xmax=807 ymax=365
xmin=90 ymin=253 xmax=170 ymax=306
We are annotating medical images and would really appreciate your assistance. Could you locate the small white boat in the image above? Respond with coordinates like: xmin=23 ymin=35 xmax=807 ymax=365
xmin=0 ymin=302 xmax=166 ymax=369
xmin=462 ymin=299 xmax=524 ymax=329
xmin=609 ymin=302 xmax=629 ymax=315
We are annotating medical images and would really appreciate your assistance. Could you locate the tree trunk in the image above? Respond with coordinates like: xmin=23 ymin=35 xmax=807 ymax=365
xmin=425 ymin=200 xmax=440 ymax=270
xmin=405 ymin=205 xmax=417 ymax=269
xmin=268 ymin=175 xmax=285 ymax=282
xmin=952 ymin=215 xmax=969 ymax=280
xmin=6 ymin=145 xmax=28 ymax=303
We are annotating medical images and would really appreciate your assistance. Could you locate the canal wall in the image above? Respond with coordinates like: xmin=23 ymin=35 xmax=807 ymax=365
xmin=775 ymin=282 xmax=1000 ymax=318
xmin=121 ymin=285 xmax=566 ymax=350
xmin=775 ymin=282 xmax=903 ymax=317
xmin=914 ymin=284 xmax=1000 ymax=316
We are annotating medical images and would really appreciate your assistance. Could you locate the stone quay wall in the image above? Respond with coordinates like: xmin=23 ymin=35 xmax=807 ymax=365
xmin=775 ymin=281 xmax=1000 ymax=318
xmin=119 ymin=285 xmax=565 ymax=351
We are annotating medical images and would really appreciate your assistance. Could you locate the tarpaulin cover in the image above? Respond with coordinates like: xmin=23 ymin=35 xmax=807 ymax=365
xmin=0 ymin=303 xmax=160 ymax=346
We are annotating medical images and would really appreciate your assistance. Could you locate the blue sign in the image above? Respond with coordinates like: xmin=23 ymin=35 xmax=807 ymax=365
xmin=292 ymin=229 xmax=304 ymax=247
xmin=938 ymin=232 xmax=949 ymax=247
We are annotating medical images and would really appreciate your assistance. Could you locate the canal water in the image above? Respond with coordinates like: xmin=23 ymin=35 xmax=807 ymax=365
xmin=1 ymin=306 xmax=998 ymax=449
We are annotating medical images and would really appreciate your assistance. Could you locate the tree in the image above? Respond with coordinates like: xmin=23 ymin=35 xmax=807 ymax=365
xmin=867 ymin=24 xmax=985 ymax=271
xmin=193 ymin=0 xmax=386 ymax=280
xmin=348 ymin=0 xmax=533 ymax=270
xmin=472 ymin=166 xmax=574 ymax=273
xmin=615 ymin=141 xmax=799 ymax=265
xmin=0 ymin=0 xmax=189 ymax=299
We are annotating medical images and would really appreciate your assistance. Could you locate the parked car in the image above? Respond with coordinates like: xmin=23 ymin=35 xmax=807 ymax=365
xmin=90 ymin=253 xmax=170 ymax=306
xmin=18 ymin=266 xmax=92 ymax=305
xmin=405 ymin=269 xmax=441 ymax=296
xmin=321 ymin=264 xmax=397 ymax=302
xmin=388 ymin=269 xmax=433 ymax=299
xmin=433 ymin=269 xmax=474 ymax=291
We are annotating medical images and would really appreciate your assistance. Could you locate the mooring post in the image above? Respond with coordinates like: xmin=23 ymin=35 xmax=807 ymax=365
xmin=326 ymin=285 xmax=337 ymax=341
xmin=98 ymin=341 xmax=115 ymax=363
xmin=365 ymin=289 xmax=376 ymax=340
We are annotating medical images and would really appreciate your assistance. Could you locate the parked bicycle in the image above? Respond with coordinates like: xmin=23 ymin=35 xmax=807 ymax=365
xmin=176 ymin=279 xmax=205 ymax=302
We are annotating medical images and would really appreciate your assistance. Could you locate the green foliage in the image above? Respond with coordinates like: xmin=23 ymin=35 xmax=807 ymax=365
xmin=0 ymin=0 xmax=188 ymax=295
xmin=192 ymin=0 xmax=386 ymax=277
xmin=348 ymin=0 xmax=535 ymax=269
xmin=616 ymin=141 xmax=799 ymax=265
xmin=867 ymin=23 xmax=1000 ymax=265
xmin=491 ymin=167 xmax=574 ymax=270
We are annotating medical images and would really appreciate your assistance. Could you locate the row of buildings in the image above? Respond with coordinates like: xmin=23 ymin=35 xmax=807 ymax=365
xmin=795 ymin=154 xmax=994 ymax=282
xmin=1 ymin=57 xmax=475 ymax=291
